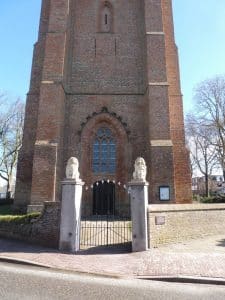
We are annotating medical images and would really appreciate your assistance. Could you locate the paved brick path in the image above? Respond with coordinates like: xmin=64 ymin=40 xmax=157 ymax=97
xmin=0 ymin=235 xmax=225 ymax=279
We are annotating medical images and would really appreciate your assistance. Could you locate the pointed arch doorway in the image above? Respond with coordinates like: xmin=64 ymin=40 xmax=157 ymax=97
xmin=80 ymin=114 xmax=131 ymax=249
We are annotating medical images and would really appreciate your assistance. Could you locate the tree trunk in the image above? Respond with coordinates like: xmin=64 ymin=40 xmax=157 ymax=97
xmin=6 ymin=180 xmax=10 ymax=200
xmin=205 ymin=173 xmax=209 ymax=197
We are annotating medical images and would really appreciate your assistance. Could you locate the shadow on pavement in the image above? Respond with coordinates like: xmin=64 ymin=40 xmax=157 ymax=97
xmin=0 ymin=238 xmax=131 ymax=256
xmin=78 ymin=242 xmax=132 ymax=255
xmin=216 ymin=239 xmax=225 ymax=247
xmin=0 ymin=238 xmax=58 ymax=254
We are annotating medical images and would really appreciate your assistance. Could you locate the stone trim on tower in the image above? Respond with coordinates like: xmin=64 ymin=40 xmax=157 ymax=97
xmin=78 ymin=107 xmax=130 ymax=138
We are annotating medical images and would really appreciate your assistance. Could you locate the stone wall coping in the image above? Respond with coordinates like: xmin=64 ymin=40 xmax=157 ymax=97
xmin=27 ymin=205 xmax=44 ymax=214
xmin=148 ymin=203 xmax=225 ymax=213
xmin=44 ymin=201 xmax=61 ymax=207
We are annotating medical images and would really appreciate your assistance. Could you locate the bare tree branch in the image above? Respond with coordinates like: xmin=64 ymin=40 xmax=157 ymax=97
xmin=185 ymin=113 xmax=218 ymax=196
xmin=0 ymin=94 xmax=25 ymax=195
xmin=194 ymin=75 xmax=225 ymax=180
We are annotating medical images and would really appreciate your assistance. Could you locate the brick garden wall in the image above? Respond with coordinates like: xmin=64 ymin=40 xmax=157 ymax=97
xmin=2 ymin=202 xmax=225 ymax=250
xmin=0 ymin=202 xmax=60 ymax=248
xmin=148 ymin=204 xmax=225 ymax=248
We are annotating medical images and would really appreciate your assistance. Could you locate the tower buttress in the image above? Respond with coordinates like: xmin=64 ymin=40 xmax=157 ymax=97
xmin=161 ymin=0 xmax=192 ymax=202
xmin=15 ymin=0 xmax=70 ymax=210
xmin=144 ymin=0 xmax=176 ymax=202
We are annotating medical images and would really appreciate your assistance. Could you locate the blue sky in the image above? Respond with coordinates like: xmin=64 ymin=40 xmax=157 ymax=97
xmin=0 ymin=1 xmax=41 ymax=100
xmin=173 ymin=0 xmax=225 ymax=112
xmin=0 ymin=1 xmax=225 ymax=113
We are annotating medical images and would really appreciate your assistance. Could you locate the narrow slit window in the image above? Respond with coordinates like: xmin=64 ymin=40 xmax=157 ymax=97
xmin=100 ymin=3 xmax=112 ymax=33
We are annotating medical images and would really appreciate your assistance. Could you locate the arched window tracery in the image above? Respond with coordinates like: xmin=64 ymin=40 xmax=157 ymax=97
xmin=92 ymin=127 xmax=116 ymax=174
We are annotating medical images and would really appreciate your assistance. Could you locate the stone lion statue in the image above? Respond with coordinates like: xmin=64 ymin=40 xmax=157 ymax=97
xmin=132 ymin=157 xmax=147 ymax=182
xmin=66 ymin=157 xmax=80 ymax=181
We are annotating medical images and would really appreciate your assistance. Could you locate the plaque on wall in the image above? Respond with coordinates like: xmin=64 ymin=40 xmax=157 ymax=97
xmin=155 ymin=216 xmax=165 ymax=225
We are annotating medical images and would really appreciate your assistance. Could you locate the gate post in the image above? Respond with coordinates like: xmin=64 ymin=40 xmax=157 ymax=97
xmin=128 ymin=158 xmax=149 ymax=252
xmin=59 ymin=158 xmax=84 ymax=253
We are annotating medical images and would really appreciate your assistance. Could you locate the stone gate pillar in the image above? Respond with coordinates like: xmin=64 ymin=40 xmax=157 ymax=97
xmin=128 ymin=158 xmax=149 ymax=252
xmin=59 ymin=158 xmax=84 ymax=253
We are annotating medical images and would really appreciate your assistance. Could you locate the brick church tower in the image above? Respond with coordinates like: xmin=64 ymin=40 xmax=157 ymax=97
xmin=15 ymin=0 xmax=192 ymax=212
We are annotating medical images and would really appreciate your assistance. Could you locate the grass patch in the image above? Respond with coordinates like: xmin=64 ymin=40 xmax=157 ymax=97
xmin=0 ymin=204 xmax=41 ymax=224
xmin=198 ymin=196 xmax=225 ymax=204
xmin=0 ymin=212 xmax=41 ymax=224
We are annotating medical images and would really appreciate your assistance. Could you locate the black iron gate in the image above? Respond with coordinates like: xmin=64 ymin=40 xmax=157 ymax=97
xmin=80 ymin=180 xmax=132 ymax=249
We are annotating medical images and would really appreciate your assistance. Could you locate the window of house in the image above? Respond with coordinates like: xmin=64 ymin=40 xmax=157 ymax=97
xmin=92 ymin=127 xmax=116 ymax=174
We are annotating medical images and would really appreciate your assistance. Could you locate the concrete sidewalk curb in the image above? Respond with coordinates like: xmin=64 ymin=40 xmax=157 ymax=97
xmin=1 ymin=255 xmax=225 ymax=286
xmin=0 ymin=255 xmax=51 ymax=269
xmin=138 ymin=275 xmax=225 ymax=286
xmin=0 ymin=255 xmax=123 ymax=279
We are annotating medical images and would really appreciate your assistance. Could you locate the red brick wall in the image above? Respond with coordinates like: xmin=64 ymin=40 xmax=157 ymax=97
xmin=68 ymin=0 xmax=146 ymax=94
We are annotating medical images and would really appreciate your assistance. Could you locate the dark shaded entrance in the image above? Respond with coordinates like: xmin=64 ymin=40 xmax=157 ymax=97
xmin=93 ymin=180 xmax=115 ymax=215
xmin=80 ymin=179 xmax=132 ymax=250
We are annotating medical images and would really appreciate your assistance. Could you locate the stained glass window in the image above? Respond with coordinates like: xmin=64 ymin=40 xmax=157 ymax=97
xmin=93 ymin=127 xmax=116 ymax=174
